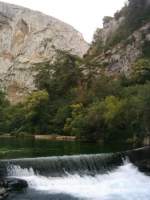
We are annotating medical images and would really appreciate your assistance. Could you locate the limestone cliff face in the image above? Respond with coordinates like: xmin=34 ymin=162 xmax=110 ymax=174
xmin=0 ymin=1 xmax=89 ymax=103
xmin=91 ymin=22 xmax=150 ymax=76
xmin=86 ymin=0 xmax=150 ymax=77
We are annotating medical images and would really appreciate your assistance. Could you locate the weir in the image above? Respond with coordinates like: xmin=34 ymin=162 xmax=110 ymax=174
xmin=0 ymin=153 xmax=124 ymax=177
xmin=0 ymin=146 xmax=149 ymax=178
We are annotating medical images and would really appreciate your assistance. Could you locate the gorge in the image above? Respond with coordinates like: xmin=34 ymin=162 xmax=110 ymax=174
xmin=0 ymin=0 xmax=150 ymax=199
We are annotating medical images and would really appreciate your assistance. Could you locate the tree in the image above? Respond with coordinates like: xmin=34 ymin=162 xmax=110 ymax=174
xmin=103 ymin=16 xmax=113 ymax=25
xmin=24 ymin=90 xmax=49 ymax=133
xmin=130 ymin=58 xmax=150 ymax=83
xmin=35 ymin=51 xmax=82 ymax=101
xmin=0 ymin=91 xmax=10 ymax=133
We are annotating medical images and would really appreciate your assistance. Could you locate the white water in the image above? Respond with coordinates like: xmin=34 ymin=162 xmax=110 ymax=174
xmin=8 ymin=161 xmax=150 ymax=200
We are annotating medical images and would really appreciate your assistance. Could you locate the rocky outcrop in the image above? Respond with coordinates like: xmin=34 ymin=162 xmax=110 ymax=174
xmin=0 ymin=178 xmax=28 ymax=199
xmin=86 ymin=0 xmax=150 ymax=77
xmin=0 ymin=1 xmax=89 ymax=103
xmin=0 ymin=187 xmax=8 ymax=200
xmin=125 ymin=146 xmax=150 ymax=175
xmin=92 ymin=22 xmax=150 ymax=76
xmin=100 ymin=16 xmax=125 ymax=45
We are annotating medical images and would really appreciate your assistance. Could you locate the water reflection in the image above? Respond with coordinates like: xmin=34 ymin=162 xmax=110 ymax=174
xmin=0 ymin=137 xmax=139 ymax=159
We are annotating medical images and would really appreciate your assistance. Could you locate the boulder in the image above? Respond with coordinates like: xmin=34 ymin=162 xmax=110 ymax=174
xmin=125 ymin=146 xmax=150 ymax=174
xmin=0 ymin=177 xmax=28 ymax=199
xmin=0 ymin=178 xmax=28 ymax=191
xmin=0 ymin=187 xmax=8 ymax=200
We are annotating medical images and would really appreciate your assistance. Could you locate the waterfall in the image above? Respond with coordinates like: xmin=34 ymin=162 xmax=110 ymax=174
xmin=1 ymin=147 xmax=150 ymax=200
xmin=1 ymin=153 xmax=124 ymax=177
xmin=6 ymin=160 xmax=150 ymax=200
xmin=0 ymin=146 xmax=149 ymax=177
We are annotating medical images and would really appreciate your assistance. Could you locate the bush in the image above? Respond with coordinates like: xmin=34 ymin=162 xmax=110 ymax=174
xmin=130 ymin=58 xmax=150 ymax=83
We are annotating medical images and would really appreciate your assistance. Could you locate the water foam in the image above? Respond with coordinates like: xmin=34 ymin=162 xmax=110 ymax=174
xmin=9 ymin=161 xmax=150 ymax=200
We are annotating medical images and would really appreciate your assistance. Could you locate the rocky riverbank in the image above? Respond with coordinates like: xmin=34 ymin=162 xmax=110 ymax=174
xmin=34 ymin=134 xmax=77 ymax=141
xmin=0 ymin=178 xmax=28 ymax=200
xmin=125 ymin=146 xmax=150 ymax=175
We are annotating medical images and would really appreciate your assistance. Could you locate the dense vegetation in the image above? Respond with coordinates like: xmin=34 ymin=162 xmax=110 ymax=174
xmin=0 ymin=50 xmax=150 ymax=144
xmin=0 ymin=0 xmax=149 ymax=144
xmin=108 ymin=0 xmax=150 ymax=47
xmin=91 ymin=0 xmax=150 ymax=55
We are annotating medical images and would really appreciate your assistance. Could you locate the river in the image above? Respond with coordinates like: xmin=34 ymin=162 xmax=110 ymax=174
xmin=0 ymin=137 xmax=149 ymax=200
xmin=0 ymin=137 xmax=134 ymax=159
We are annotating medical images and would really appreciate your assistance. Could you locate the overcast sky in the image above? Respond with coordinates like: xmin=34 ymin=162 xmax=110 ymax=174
xmin=2 ymin=0 xmax=125 ymax=42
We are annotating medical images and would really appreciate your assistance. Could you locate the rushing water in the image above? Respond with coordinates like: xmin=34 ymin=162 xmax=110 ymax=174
xmin=0 ymin=137 xmax=148 ymax=200
xmin=6 ymin=160 xmax=150 ymax=200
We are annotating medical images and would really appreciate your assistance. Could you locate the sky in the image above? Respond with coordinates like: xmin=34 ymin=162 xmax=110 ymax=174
xmin=2 ymin=0 xmax=126 ymax=42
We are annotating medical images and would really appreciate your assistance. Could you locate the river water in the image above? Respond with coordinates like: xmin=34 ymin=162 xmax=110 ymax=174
xmin=7 ymin=161 xmax=150 ymax=200
xmin=0 ymin=137 xmax=134 ymax=159
xmin=0 ymin=137 xmax=149 ymax=200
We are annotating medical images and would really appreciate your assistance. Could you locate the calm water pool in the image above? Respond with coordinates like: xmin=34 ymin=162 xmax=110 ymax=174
xmin=0 ymin=137 xmax=136 ymax=159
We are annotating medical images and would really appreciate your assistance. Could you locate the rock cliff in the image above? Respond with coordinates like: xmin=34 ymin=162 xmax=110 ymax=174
xmin=0 ymin=1 xmax=89 ymax=103
xmin=90 ymin=22 xmax=150 ymax=76
xmin=86 ymin=0 xmax=150 ymax=77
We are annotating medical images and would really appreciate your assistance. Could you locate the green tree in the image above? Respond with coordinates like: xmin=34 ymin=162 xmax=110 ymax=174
xmin=35 ymin=51 xmax=82 ymax=101
xmin=24 ymin=90 xmax=49 ymax=133
xmin=130 ymin=58 xmax=150 ymax=83
xmin=0 ymin=91 xmax=10 ymax=133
